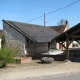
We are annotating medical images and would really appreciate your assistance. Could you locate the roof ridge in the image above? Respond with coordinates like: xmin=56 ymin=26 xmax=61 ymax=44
xmin=49 ymin=25 xmax=66 ymax=27
xmin=3 ymin=19 xmax=48 ymax=27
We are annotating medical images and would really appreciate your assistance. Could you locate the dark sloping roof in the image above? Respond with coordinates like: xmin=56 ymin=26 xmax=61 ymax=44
xmin=51 ymin=23 xmax=80 ymax=42
xmin=50 ymin=25 xmax=66 ymax=34
xmin=3 ymin=20 xmax=59 ymax=42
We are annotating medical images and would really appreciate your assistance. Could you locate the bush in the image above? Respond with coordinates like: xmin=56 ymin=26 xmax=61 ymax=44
xmin=41 ymin=57 xmax=54 ymax=63
xmin=0 ymin=60 xmax=4 ymax=67
xmin=0 ymin=47 xmax=17 ymax=68
xmin=1 ymin=35 xmax=6 ymax=48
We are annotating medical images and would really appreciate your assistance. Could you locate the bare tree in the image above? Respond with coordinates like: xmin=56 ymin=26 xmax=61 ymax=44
xmin=57 ymin=19 xmax=66 ymax=26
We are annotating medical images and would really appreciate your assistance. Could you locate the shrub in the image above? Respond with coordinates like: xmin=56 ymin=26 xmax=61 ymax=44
xmin=41 ymin=57 xmax=54 ymax=63
xmin=0 ymin=47 xmax=17 ymax=68
xmin=1 ymin=35 xmax=6 ymax=48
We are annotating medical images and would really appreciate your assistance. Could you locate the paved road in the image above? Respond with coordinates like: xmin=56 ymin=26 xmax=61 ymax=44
xmin=35 ymin=73 xmax=80 ymax=80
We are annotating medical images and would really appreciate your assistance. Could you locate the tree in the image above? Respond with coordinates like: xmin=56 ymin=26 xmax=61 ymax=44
xmin=1 ymin=35 xmax=6 ymax=48
xmin=0 ymin=35 xmax=17 ymax=68
xmin=57 ymin=19 xmax=66 ymax=26
xmin=0 ymin=47 xmax=16 ymax=68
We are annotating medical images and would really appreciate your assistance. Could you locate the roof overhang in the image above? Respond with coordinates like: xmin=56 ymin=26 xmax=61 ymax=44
xmin=51 ymin=23 xmax=80 ymax=42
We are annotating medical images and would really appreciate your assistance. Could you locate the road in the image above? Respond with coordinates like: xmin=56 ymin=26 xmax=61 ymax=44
xmin=35 ymin=73 xmax=80 ymax=80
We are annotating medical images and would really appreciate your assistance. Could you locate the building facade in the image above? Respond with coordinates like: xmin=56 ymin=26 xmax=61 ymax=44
xmin=3 ymin=20 xmax=59 ymax=57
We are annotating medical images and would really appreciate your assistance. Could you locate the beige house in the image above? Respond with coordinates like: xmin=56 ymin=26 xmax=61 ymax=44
xmin=50 ymin=21 xmax=73 ymax=50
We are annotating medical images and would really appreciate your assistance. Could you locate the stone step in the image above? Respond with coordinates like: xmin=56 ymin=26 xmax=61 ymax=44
xmin=15 ymin=57 xmax=32 ymax=64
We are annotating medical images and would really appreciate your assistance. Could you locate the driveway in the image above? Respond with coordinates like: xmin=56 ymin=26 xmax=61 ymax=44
xmin=35 ymin=73 xmax=80 ymax=80
xmin=0 ymin=60 xmax=80 ymax=80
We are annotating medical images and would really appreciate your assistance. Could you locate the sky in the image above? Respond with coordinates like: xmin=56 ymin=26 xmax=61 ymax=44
xmin=0 ymin=0 xmax=80 ymax=29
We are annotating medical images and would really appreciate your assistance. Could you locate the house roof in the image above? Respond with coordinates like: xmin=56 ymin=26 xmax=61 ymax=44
xmin=50 ymin=25 xmax=66 ymax=34
xmin=51 ymin=23 xmax=80 ymax=42
xmin=3 ymin=20 xmax=59 ymax=42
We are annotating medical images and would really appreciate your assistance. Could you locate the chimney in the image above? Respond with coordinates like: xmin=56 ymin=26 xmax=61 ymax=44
xmin=66 ymin=20 xmax=68 ymax=25
xmin=65 ymin=20 xmax=69 ymax=29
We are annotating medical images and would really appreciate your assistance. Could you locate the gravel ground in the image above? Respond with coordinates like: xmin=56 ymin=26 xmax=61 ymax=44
xmin=0 ymin=60 xmax=80 ymax=80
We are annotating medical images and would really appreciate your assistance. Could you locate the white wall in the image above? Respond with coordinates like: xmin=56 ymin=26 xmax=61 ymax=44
xmin=56 ymin=24 xmax=73 ymax=50
xmin=50 ymin=42 xmax=56 ymax=49
xmin=64 ymin=24 xmax=69 ymax=32
xmin=26 ymin=42 xmax=48 ymax=54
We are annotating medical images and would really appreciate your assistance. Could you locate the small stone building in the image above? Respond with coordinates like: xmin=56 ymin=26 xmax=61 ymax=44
xmin=3 ymin=20 xmax=59 ymax=57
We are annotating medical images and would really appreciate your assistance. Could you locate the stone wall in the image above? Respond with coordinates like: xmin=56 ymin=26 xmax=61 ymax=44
xmin=4 ymin=30 xmax=25 ymax=56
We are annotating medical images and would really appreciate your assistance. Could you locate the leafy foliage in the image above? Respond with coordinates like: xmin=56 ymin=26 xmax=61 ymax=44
xmin=0 ymin=47 xmax=17 ymax=68
xmin=1 ymin=35 xmax=6 ymax=48
xmin=0 ymin=34 xmax=18 ymax=68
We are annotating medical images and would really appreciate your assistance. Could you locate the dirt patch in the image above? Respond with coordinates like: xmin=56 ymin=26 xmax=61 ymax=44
xmin=0 ymin=60 xmax=80 ymax=80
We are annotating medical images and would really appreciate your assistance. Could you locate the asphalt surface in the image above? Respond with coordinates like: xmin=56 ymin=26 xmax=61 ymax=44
xmin=35 ymin=73 xmax=80 ymax=80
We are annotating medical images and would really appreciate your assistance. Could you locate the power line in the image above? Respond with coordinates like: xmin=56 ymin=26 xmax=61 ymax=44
xmin=27 ymin=15 xmax=43 ymax=22
xmin=46 ymin=0 xmax=80 ymax=15
xmin=46 ymin=7 xmax=70 ymax=23
xmin=27 ymin=0 xmax=80 ymax=22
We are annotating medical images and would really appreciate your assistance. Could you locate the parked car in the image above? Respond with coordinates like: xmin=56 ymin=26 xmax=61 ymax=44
xmin=41 ymin=50 xmax=65 ymax=55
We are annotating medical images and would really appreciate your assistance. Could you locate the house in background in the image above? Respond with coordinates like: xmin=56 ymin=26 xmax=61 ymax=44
xmin=49 ymin=20 xmax=72 ymax=49
xmin=3 ymin=20 xmax=59 ymax=57
xmin=50 ymin=20 xmax=80 ymax=50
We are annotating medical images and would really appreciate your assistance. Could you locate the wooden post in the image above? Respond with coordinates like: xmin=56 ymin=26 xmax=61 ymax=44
xmin=48 ymin=42 xmax=50 ymax=51
xmin=66 ymin=36 xmax=69 ymax=60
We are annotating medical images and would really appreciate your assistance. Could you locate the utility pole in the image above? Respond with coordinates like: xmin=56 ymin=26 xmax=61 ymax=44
xmin=44 ymin=13 xmax=46 ymax=26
